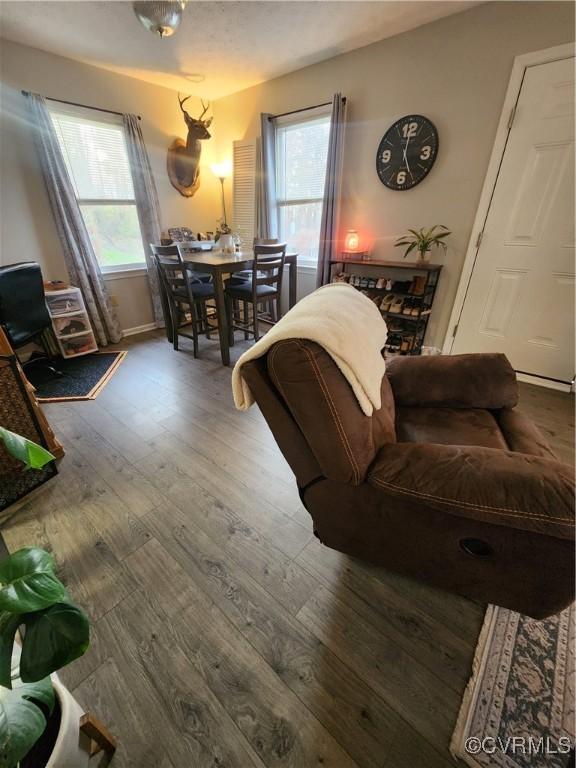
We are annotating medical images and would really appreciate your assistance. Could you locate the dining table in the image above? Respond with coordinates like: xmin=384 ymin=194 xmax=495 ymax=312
xmin=172 ymin=248 xmax=299 ymax=366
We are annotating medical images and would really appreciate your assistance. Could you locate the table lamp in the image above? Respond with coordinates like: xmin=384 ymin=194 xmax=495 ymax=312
xmin=342 ymin=229 xmax=368 ymax=260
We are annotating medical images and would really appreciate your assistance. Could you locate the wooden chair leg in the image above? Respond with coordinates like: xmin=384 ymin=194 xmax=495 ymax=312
xmin=202 ymin=302 xmax=210 ymax=339
xmin=243 ymin=301 xmax=249 ymax=340
xmin=270 ymin=297 xmax=278 ymax=324
xmin=80 ymin=713 xmax=116 ymax=757
xmin=191 ymin=303 xmax=200 ymax=359
xmin=171 ymin=306 xmax=179 ymax=351
xmin=253 ymin=301 xmax=260 ymax=342
xmin=225 ymin=294 xmax=233 ymax=347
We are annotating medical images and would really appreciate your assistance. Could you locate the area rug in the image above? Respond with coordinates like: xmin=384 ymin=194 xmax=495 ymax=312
xmin=34 ymin=351 xmax=127 ymax=403
xmin=451 ymin=603 xmax=575 ymax=767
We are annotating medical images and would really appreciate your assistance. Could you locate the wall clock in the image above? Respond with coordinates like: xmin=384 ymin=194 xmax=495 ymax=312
xmin=376 ymin=115 xmax=438 ymax=191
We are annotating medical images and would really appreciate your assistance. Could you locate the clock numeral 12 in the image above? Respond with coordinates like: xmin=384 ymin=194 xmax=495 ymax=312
xmin=402 ymin=122 xmax=418 ymax=139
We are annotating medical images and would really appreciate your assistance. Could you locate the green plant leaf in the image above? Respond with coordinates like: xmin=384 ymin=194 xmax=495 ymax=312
xmin=407 ymin=228 xmax=422 ymax=239
xmin=20 ymin=602 xmax=89 ymax=683
xmin=0 ymin=549 xmax=65 ymax=614
xmin=0 ymin=676 xmax=54 ymax=768
xmin=0 ymin=429 xmax=54 ymax=471
xmin=0 ymin=616 xmax=21 ymax=689
xmin=403 ymin=242 xmax=418 ymax=258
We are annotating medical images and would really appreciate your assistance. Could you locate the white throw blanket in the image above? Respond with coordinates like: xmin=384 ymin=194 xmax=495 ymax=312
xmin=231 ymin=283 xmax=387 ymax=417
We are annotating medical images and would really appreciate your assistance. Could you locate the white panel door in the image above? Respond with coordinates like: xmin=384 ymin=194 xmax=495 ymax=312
xmin=453 ymin=56 xmax=575 ymax=384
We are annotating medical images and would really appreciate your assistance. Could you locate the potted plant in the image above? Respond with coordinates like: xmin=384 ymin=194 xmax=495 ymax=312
xmin=395 ymin=225 xmax=451 ymax=263
xmin=215 ymin=219 xmax=235 ymax=253
xmin=0 ymin=428 xmax=91 ymax=768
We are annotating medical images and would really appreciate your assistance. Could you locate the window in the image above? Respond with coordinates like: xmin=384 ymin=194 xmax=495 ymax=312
xmin=50 ymin=106 xmax=145 ymax=272
xmin=275 ymin=111 xmax=330 ymax=266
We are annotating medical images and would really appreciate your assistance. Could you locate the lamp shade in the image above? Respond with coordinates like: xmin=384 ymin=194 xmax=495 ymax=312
xmin=211 ymin=160 xmax=232 ymax=179
xmin=345 ymin=229 xmax=360 ymax=251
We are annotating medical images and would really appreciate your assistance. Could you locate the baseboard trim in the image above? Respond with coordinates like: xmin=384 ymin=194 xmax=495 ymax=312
xmin=122 ymin=322 xmax=158 ymax=337
xmin=516 ymin=372 xmax=572 ymax=393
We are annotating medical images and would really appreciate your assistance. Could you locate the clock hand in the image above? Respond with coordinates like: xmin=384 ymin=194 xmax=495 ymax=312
xmin=403 ymin=136 xmax=413 ymax=178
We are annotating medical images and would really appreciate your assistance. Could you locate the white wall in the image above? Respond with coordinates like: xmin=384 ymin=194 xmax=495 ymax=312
xmin=0 ymin=39 xmax=221 ymax=332
xmin=213 ymin=1 xmax=575 ymax=347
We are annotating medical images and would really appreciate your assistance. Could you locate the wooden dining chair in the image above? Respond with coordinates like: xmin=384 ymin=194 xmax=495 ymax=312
xmin=156 ymin=242 xmax=212 ymax=283
xmin=224 ymin=243 xmax=287 ymax=342
xmin=150 ymin=244 xmax=216 ymax=357
xmin=229 ymin=238 xmax=280 ymax=284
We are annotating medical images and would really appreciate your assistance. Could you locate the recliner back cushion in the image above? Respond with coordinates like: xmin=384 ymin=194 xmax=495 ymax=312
xmin=267 ymin=339 xmax=395 ymax=485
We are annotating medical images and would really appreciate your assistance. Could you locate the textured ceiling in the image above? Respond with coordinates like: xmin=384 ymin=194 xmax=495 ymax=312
xmin=0 ymin=1 xmax=480 ymax=99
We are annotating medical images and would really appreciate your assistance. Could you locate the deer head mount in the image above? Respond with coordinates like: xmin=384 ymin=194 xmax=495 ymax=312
xmin=167 ymin=95 xmax=213 ymax=197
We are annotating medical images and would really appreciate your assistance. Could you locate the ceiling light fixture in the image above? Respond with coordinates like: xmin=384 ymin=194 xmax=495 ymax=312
xmin=133 ymin=1 xmax=187 ymax=38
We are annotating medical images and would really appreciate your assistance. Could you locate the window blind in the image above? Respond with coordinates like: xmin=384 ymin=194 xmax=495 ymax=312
xmin=276 ymin=116 xmax=330 ymax=202
xmin=233 ymin=139 xmax=257 ymax=251
xmin=49 ymin=106 xmax=145 ymax=270
xmin=50 ymin=111 xmax=135 ymax=201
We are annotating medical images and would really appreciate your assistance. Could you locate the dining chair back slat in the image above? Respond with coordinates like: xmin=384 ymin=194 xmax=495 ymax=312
xmin=253 ymin=243 xmax=286 ymax=291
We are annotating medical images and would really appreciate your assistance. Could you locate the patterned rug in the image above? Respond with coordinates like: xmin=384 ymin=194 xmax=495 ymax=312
xmin=34 ymin=351 xmax=126 ymax=402
xmin=451 ymin=603 xmax=575 ymax=767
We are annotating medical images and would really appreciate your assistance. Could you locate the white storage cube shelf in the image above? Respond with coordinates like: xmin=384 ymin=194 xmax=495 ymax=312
xmin=45 ymin=287 xmax=98 ymax=358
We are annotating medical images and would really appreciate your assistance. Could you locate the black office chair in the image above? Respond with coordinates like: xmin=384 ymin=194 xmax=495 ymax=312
xmin=0 ymin=262 xmax=62 ymax=384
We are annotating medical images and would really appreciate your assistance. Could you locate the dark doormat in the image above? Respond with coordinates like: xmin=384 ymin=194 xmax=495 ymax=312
xmin=35 ymin=351 xmax=127 ymax=402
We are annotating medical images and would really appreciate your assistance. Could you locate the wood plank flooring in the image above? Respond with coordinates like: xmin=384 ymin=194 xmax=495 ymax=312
xmin=2 ymin=331 xmax=573 ymax=768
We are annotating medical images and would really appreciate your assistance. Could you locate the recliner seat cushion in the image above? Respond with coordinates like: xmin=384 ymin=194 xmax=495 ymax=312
xmin=496 ymin=408 xmax=557 ymax=460
xmin=267 ymin=339 xmax=395 ymax=485
xmin=396 ymin=407 xmax=508 ymax=450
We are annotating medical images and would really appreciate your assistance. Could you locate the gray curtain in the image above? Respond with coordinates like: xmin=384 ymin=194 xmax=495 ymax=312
xmin=24 ymin=92 xmax=123 ymax=345
xmin=317 ymin=93 xmax=347 ymax=287
xmin=122 ymin=114 xmax=164 ymax=327
xmin=256 ymin=113 xmax=278 ymax=240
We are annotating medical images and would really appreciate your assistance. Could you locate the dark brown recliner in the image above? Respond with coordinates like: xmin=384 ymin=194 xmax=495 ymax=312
xmin=242 ymin=341 xmax=575 ymax=619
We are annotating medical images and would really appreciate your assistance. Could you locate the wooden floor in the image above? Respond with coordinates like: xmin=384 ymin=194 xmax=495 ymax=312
xmin=3 ymin=332 xmax=574 ymax=768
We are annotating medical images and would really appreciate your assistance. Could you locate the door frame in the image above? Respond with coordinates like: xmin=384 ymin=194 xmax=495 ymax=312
xmin=443 ymin=42 xmax=575 ymax=388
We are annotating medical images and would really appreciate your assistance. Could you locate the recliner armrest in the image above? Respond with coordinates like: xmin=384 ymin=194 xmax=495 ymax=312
xmin=385 ymin=353 xmax=518 ymax=409
xmin=368 ymin=442 xmax=574 ymax=540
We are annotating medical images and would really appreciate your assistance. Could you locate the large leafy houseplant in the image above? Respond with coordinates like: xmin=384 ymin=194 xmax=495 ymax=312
xmin=0 ymin=429 xmax=89 ymax=768
xmin=395 ymin=225 xmax=451 ymax=262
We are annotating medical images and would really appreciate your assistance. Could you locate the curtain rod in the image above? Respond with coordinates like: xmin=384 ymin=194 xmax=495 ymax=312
xmin=21 ymin=91 xmax=141 ymax=120
xmin=269 ymin=97 xmax=346 ymax=120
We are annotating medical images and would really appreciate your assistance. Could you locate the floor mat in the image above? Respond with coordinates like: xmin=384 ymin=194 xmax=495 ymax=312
xmin=451 ymin=602 xmax=575 ymax=767
xmin=34 ymin=351 xmax=126 ymax=402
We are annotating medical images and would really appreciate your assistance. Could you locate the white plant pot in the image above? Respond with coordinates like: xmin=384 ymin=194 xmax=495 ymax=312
xmin=218 ymin=233 xmax=235 ymax=253
xmin=45 ymin=676 xmax=91 ymax=768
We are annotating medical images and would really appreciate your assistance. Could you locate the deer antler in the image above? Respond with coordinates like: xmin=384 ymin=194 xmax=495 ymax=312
xmin=198 ymin=99 xmax=210 ymax=121
xmin=178 ymin=93 xmax=192 ymax=115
